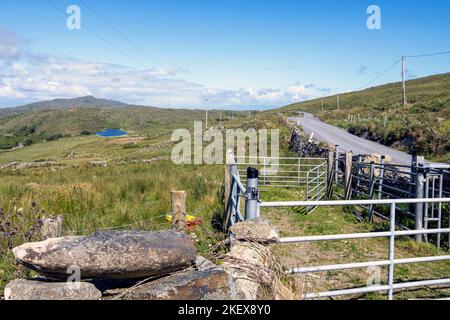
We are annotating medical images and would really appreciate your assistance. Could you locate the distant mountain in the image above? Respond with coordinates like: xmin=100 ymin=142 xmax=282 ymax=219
xmin=0 ymin=96 xmax=131 ymax=116
xmin=0 ymin=96 xmax=248 ymax=149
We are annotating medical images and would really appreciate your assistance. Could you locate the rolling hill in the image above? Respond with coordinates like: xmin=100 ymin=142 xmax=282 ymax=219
xmin=277 ymin=72 xmax=450 ymax=161
xmin=0 ymin=96 xmax=248 ymax=149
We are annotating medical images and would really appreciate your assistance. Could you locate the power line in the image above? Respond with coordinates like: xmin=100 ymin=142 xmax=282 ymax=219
xmin=356 ymin=59 xmax=401 ymax=91
xmin=405 ymin=50 xmax=450 ymax=59
xmin=79 ymin=0 xmax=162 ymax=68
xmin=44 ymin=0 xmax=147 ymax=69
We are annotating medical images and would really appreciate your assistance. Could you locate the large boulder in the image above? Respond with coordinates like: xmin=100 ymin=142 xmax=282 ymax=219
xmin=4 ymin=279 xmax=102 ymax=300
xmin=12 ymin=230 xmax=197 ymax=280
xmin=121 ymin=268 xmax=231 ymax=300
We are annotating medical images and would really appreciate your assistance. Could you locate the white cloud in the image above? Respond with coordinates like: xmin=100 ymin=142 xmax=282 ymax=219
xmin=207 ymin=85 xmax=312 ymax=107
xmin=0 ymin=27 xmax=317 ymax=108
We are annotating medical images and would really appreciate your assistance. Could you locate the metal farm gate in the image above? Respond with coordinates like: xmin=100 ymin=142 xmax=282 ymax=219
xmin=224 ymin=148 xmax=450 ymax=300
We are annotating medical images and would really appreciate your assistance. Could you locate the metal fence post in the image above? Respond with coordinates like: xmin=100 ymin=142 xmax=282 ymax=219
xmin=355 ymin=155 xmax=363 ymax=195
xmin=415 ymin=171 xmax=425 ymax=242
xmin=245 ymin=167 xmax=259 ymax=220
xmin=229 ymin=163 xmax=238 ymax=225
xmin=378 ymin=156 xmax=385 ymax=200
xmin=344 ymin=152 xmax=353 ymax=200
xmin=316 ymin=165 xmax=320 ymax=198
xmin=388 ymin=203 xmax=396 ymax=300
xmin=423 ymin=171 xmax=430 ymax=243
xmin=224 ymin=149 xmax=234 ymax=211
xmin=327 ymin=147 xmax=334 ymax=197
xmin=334 ymin=145 xmax=339 ymax=184
xmin=368 ymin=162 xmax=376 ymax=221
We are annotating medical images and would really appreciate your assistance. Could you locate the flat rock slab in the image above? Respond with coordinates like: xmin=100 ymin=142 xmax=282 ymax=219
xmin=121 ymin=268 xmax=231 ymax=300
xmin=4 ymin=279 xmax=102 ymax=300
xmin=13 ymin=230 xmax=197 ymax=280
xmin=229 ymin=218 xmax=279 ymax=243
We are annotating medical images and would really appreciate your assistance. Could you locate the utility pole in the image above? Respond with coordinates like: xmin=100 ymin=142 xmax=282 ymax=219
xmin=337 ymin=94 xmax=340 ymax=110
xmin=321 ymin=99 xmax=324 ymax=112
xmin=402 ymin=55 xmax=407 ymax=107
xmin=204 ymin=98 xmax=209 ymax=129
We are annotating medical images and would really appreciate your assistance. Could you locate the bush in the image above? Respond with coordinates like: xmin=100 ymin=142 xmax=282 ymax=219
xmin=21 ymin=139 xmax=33 ymax=146
xmin=46 ymin=134 xmax=64 ymax=142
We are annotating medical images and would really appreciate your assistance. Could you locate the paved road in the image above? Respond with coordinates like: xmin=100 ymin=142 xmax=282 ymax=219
xmin=289 ymin=113 xmax=415 ymax=165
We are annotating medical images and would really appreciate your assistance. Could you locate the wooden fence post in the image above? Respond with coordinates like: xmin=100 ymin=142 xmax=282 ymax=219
xmin=171 ymin=191 xmax=187 ymax=232
xmin=344 ymin=152 xmax=353 ymax=200
xmin=40 ymin=215 xmax=63 ymax=240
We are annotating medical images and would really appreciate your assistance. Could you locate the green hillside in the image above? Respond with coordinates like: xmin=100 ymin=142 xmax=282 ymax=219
xmin=278 ymin=72 xmax=450 ymax=161
xmin=0 ymin=97 xmax=248 ymax=149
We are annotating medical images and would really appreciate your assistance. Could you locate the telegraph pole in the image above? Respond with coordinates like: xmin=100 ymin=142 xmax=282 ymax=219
xmin=337 ymin=94 xmax=340 ymax=110
xmin=204 ymin=98 xmax=209 ymax=129
xmin=402 ymin=55 xmax=407 ymax=107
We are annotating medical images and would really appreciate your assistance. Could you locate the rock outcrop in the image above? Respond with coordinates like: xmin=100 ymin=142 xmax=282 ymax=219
xmin=12 ymin=230 xmax=197 ymax=280
xmin=4 ymin=279 xmax=102 ymax=300
xmin=121 ymin=268 xmax=231 ymax=300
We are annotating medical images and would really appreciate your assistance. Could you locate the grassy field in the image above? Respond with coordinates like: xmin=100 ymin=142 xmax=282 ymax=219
xmin=0 ymin=111 xmax=284 ymax=292
xmin=277 ymin=72 xmax=450 ymax=162
xmin=0 ymin=101 xmax=448 ymax=299
xmin=0 ymin=137 xmax=227 ymax=290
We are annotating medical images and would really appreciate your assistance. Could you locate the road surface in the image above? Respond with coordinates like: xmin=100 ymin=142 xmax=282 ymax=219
xmin=289 ymin=113 xmax=415 ymax=165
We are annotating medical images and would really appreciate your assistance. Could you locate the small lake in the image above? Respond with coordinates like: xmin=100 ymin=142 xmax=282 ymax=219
xmin=96 ymin=129 xmax=128 ymax=137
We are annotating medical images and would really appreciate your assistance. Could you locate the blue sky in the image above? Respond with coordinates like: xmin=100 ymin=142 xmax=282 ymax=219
xmin=0 ymin=0 xmax=449 ymax=108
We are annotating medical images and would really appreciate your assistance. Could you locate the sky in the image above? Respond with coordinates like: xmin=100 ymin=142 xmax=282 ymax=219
xmin=0 ymin=0 xmax=449 ymax=109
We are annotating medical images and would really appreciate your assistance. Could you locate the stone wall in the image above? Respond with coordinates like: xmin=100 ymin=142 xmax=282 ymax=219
xmin=289 ymin=127 xmax=329 ymax=158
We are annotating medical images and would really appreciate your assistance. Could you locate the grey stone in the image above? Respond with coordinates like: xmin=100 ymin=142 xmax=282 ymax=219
xmin=121 ymin=268 xmax=231 ymax=300
xmin=229 ymin=218 xmax=279 ymax=243
xmin=13 ymin=230 xmax=197 ymax=280
xmin=4 ymin=279 xmax=102 ymax=300
xmin=195 ymin=256 xmax=216 ymax=271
